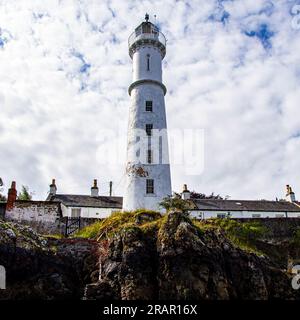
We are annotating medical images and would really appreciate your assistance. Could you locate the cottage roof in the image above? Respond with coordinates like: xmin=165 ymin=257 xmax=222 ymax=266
xmin=47 ymin=194 xmax=123 ymax=209
xmin=192 ymin=199 xmax=300 ymax=212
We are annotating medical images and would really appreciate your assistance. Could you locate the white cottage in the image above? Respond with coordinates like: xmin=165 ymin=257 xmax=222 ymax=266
xmin=182 ymin=185 xmax=300 ymax=219
xmin=46 ymin=179 xmax=122 ymax=219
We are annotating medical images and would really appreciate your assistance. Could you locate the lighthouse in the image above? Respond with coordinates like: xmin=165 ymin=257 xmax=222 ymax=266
xmin=123 ymin=14 xmax=172 ymax=211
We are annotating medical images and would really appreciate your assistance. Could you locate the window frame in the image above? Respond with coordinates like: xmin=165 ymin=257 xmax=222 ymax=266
xmin=146 ymin=54 xmax=150 ymax=71
xmin=71 ymin=208 xmax=81 ymax=218
xmin=147 ymin=149 xmax=153 ymax=164
xmin=145 ymin=100 xmax=153 ymax=112
xmin=145 ymin=123 xmax=153 ymax=136
xmin=146 ymin=179 xmax=154 ymax=194
xmin=252 ymin=214 xmax=261 ymax=218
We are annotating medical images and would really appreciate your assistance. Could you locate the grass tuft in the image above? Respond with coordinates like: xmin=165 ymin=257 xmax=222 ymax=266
xmin=73 ymin=209 xmax=162 ymax=239
xmin=192 ymin=218 xmax=267 ymax=254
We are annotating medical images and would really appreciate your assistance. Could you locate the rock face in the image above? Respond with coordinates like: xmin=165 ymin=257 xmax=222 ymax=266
xmin=0 ymin=213 xmax=299 ymax=300
xmin=0 ymin=221 xmax=99 ymax=300
xmin=84 ymin=212 xmax=300 ymax=300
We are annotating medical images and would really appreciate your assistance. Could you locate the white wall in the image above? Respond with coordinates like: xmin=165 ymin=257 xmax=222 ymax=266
xmin=61 ymin=204 xmax=119 ymax=219
xmin=5 ymin=201 xmax=62 ymax=234
xmin=189 ymin=210 xmax=300 ymax=219
xmin=6 ymin=202 xmax=61 ymax=223
xmin=123 ymin=33 xmax=172 ymax=212
xmin=133 ymin=46 xmax=162 ymax=82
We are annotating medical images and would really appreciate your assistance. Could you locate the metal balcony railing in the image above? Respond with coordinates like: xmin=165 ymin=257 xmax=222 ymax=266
xmin=128 ymin=30 xmax=166 ymax=49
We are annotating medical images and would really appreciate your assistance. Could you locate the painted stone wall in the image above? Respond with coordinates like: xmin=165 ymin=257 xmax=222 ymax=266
xmin=5 ymin=201 xmax=63 ymax=234
xmin=60 ymin=203 xmax=119 ymax=219
xmin=190 ymin=210 xmax=300 ymax=220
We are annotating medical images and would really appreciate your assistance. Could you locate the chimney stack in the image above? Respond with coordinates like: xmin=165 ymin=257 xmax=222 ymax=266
xmin=91 ymin=179 xmax=99 ymax=197
xmin=6 ymin=181 xmax=17 ymax=211
xmin=181 ymin=184 xmax=191 ymax=200
xmin=286 ymin=185 xmax=296 ymax=202
xmin=49 ymin=179 xmax=57 ymax=196
xmin=109 ymin=181 xmax=113 ymax=197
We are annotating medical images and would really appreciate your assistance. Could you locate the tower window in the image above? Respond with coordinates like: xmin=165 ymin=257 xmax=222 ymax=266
xmin=145 ymin=100 xmax=153 ymax=112
xmin=147 ymin=149 xmax=153 ymax=164
xmin=147 ymin=54 xmax=150 ymax=71
xmin=146 ymin=124 xmax=153 ymax=136
xmin=146 ymin=179 xmax=154 ymax=194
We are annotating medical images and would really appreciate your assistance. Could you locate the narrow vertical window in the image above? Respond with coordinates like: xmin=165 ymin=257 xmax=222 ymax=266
xmin=145 ymin=100 xmax=153 ymax=112
xmin=147 ymin=149 xmax=153 ymax=164
xmin=146 ymin=179 xmax=154 ymax=194
xmin=146 ymin=124 xmax=153 ymax=136
xmin=147 ymin=54 xmax=150 ymax=71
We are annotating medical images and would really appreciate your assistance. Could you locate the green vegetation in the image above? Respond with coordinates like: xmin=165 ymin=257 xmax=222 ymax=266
xmin=193 ymin=218 xmax=268 ymax=254
xmin=73 ymin=208 xmax=268 ymax=256
xmin=291 ymin=227 xmax=300 ymax=246
xmin=0 ymin=220 xmax=22 ymax=237
xmin=159 ymin=195 xmax=191 ymax=212
xmin=73 ymin=209 xmax=162 ymax=239
xmin=44 ymin=234 xmax=64 ymax=239
xmin=18 ymin=186 xmax=33 ymax=201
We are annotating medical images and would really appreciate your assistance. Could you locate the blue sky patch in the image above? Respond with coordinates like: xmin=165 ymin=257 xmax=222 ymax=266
xmin=208 ymin=1 xmax=230 ymax=25
xmin=244 ymin=24 xmax=274 ymax=49
xmin=80 ymin=63 xmax=91 ymax=73
xmin=72 ymin=50 xmax=91 ymax=74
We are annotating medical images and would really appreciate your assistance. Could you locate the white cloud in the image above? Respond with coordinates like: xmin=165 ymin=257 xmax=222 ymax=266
xmin=0 ymin=0 xmax=300 ymax=201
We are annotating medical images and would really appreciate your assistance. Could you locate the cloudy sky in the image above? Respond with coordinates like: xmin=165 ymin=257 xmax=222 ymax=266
xmin=1 ymin=0 xmax=300 ymax=201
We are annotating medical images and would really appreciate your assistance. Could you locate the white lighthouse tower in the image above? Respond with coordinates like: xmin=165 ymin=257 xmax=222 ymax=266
xmin=123 ymin=14 xmax=172 ymax=211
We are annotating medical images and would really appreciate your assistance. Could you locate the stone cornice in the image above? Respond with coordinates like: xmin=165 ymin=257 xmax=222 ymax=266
xmin=128 ymin=79 xmax=167 ymax=96
xmin=129 ymin=39 xmax=166 ymax=59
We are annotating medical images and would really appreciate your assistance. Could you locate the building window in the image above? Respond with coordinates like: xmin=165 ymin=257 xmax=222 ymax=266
xmin=146 ymin=124 xmax=153 ymax=136
xmin=145 ymin=100 xmax=153 ymax=112
xmin=142 ymin=24 xmax=151 ymax=34
xmin=146 ymin=179 xmax=154 ymax=194
xmin=217 ymin=213 xmax=226 ymax=219
xmin=147 ymin=54 xmax=150 ymax=71
xmin=71 ymin=208 xmax=81 ymax=218
xmin=275 ymin=214 xmax=285 ymax=218
xmin=252 ymin=214 xmax=261 ymax=218
xmin=147 ymin=149 xmax=153 ymax=164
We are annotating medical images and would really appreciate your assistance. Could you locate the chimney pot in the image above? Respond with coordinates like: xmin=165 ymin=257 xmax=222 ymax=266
xmin=181 ymin=184 xmax=191 ymax=200
xmin=286 ymin=184 xmax=296 ymax=202
xmin=91 ymin=179 xmax=99 ymax=197
xmin=6 ymin=181 xmax=17 ymax=211
xmin=49 ymin=179 xmax=57 ymax=196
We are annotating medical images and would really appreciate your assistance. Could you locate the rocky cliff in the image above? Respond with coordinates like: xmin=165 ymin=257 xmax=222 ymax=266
xmin=0 ymin=221 xmax=99 ymax=299
xmin=0 ymin=212 xmax=299 ymax=300
xmin=84 ymin=212 xmax=300 ymax=300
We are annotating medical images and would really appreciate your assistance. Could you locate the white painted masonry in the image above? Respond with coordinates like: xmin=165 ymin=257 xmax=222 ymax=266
xmin=189 ymin=210 xmax=300 ymax=220
xmin=60 ymin=203 xmax=119 ymax=219
xmin=123 ymin=16 xmax=172 ymax=211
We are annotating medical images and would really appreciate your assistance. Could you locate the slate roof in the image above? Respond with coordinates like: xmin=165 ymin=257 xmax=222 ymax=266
xmin=47 ymin=194 xmax=123 ymax=209
xmin=191 ymin=199 xmax=300 ymax=212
